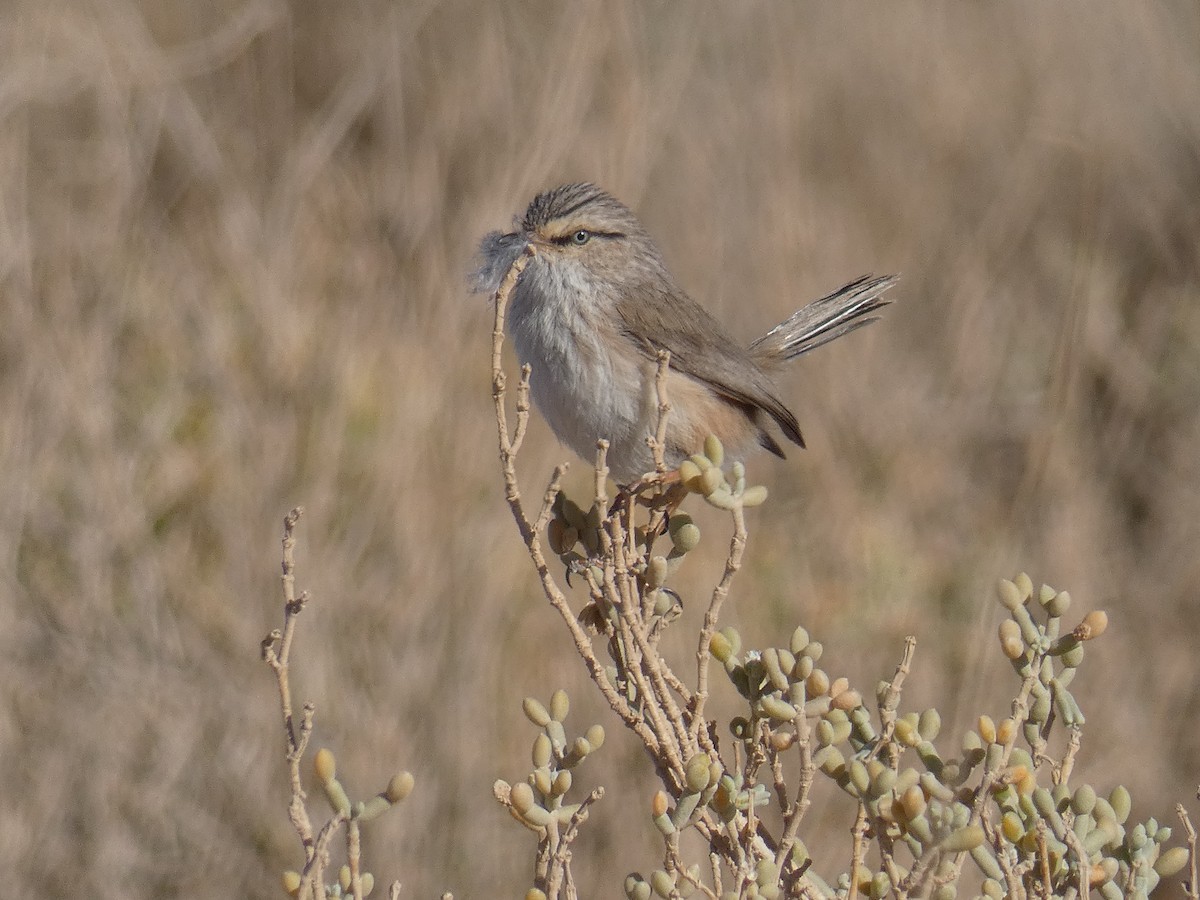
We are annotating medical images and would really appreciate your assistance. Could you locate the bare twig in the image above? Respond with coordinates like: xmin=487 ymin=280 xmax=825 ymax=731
xmin=548 ymin=785 xmax=606 ymax=897
xmin=675 ymin=846 xmax=720 ymax=900
xmin=980 ymin=811 xmax=1025 ymax=900
xmin=692 ymin=503 xmax=748 ymax=737
xmin=873 ymin=636 xmax=917 ymax=767
xmin=968 ymin=672 xmax=1040 ymax=827
xmin=1179 ymin=802 xmax=1199 ymax=900
xmin=347 ymin=820 xmax=364 ymax=900
xmin=1062 ymin=826 xmax=1091 ymax=900
xmin=647 ymin=349 xmax=672 ymax=474
xmin=262 ymin=508 xmax=410 ymax=898
xmin=593 ymin=440 xmax=610 ymax=507
xmin=561 ymin=787 xmax=605 ymax=846
xmin=307 ymin=810 xmax=350 ymax=894
xmin=1056 ymin=726 xmax=1082 ymax=787
xmin=490 ymin=245 xmax=537 ymax=536
xmin=261 ymin=508 xmax=319 ymax=873
xmin=847 ymin=804 xmax=869 ymax=900
xmin=776 ymin=705 xmax=815 ymax=871
xmin=1035 ymin=820 xmax=1052 ymax=897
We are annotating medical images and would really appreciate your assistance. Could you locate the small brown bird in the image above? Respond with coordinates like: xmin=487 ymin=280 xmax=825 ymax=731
xmin=476 ymin=183 xmax=895 ymax=483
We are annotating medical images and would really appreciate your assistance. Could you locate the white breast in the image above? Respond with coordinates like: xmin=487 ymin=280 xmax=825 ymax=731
xmin=508 ymin=262 xmax=657 ymax=479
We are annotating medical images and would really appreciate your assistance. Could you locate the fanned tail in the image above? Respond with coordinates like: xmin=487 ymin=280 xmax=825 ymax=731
xmin=749 ymin=274 xmax=898 ymax=362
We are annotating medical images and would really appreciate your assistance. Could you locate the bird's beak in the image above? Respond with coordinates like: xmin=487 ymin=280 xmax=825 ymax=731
xmin=473 ymin=229 xmax=531 ymax=296
xmin=492 ymin=230 xmax=526 ymax=252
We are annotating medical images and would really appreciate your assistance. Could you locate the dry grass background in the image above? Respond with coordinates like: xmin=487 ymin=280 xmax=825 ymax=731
xmin=1 ymin=2 xmax=1198 ymax=896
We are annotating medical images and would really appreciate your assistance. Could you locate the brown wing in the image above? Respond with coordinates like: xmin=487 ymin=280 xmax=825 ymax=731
xmin=615 ymin=282 xmax=804 ymax=449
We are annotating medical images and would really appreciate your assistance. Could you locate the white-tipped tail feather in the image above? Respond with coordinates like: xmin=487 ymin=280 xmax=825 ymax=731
xmin=749 ymin=274 xmax=898 ymax=362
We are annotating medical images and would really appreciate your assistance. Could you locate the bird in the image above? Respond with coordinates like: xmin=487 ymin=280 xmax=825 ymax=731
xmin=475 ymin=183 xmax=895 ymax=484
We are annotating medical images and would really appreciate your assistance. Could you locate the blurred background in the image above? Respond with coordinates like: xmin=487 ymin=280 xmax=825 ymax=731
xmin=2 ymin=2 xmax=1198 ymax=896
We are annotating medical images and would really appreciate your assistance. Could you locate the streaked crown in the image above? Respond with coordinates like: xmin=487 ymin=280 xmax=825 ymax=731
xmin=521 ymin=183 xmax=646 ymax=241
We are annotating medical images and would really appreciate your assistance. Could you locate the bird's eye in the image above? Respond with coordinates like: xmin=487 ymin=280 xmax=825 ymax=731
xmin=571 ymin=229 xmax=590 ymax=245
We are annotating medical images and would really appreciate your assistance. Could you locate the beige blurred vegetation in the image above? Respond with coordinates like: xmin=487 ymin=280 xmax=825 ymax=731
xmin=1 ymin=1 xmax=1198 ymax=896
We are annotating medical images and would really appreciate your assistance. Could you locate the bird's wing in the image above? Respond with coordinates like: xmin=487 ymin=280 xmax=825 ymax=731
xmin=615 ymin=284 xmax=804 ymax=448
